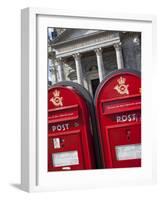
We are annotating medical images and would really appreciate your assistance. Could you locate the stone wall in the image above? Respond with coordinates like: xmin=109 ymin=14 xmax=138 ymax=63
xmin=121 ymin=32 xmax=141 ymax=71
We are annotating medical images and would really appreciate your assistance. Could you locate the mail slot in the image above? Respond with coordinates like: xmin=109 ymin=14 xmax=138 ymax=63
xmin=48 ymin=82 xmax=96 ymax=171
xmin=95 ymin=69 xmax=141 ymax=168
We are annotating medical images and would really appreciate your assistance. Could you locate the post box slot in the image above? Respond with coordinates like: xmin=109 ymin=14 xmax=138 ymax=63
xmin=48 ymin=129 xmax=81 ymax=137
xmin=48 ymin=104 xmax=79 ymax=123
xmin=102 ymin=96 xmax=141 ymax=115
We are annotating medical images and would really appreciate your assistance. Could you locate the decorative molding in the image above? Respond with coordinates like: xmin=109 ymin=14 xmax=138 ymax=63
xmin=73 ymin=53 xmax=81 ymax=60
xmin=113 ymin=42 xmax=122 ymax=50
xmin=95 ymin=47 xmax=103 ymax=56
xmin=53 ymin=32 xmax=120 ymax=58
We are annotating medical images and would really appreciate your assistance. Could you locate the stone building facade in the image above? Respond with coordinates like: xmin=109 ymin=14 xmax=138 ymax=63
xmin=48 ymin=28 xmax=141 ymax=97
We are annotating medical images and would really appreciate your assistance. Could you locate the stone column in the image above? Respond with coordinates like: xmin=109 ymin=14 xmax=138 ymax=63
xmin=51 ymin=67 xmax=57 ymax=84
xmin=50 ymin=58 xmax=58 ymax=84
xmin=83 ymin=78 xmax=89 ymax=90
xmin=95 ymin=48 xmax=105 ymax=82
xmin=73 ymin=53 xmax=83 ymax=85
xmin=114 ymin=43 xmax=124 ymax=69
xmin=56 ymin=58 xmax=64 ymax=81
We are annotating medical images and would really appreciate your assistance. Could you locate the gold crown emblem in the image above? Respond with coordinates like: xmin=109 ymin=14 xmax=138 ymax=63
xmin=53 ymin=89 xmax=60 ymax=97
xmin=50 ymin=89 xmax=63 ymax=107
xmin=117 ymin=76 xmax=126 ymax=85
xmin=114 ymin=76 xmax=129 ymax=95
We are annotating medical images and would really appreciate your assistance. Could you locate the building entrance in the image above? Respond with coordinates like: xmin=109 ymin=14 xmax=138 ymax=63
xmin=91 ymin=78 xmax=99 ymax=97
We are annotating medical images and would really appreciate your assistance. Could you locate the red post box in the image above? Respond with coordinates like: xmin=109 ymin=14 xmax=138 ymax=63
xmin=95 ymin=69 xmax=141 ymax=168
xmin=48 ymin=83 xmax=95 ymax=171
xmin=55 ymin=81 xmax=103 ymax=169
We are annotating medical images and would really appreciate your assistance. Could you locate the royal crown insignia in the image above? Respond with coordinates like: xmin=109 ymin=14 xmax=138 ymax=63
xmin=114 ymin=76 xmax=129 ymax=95
xmin=50 ymin=89 xmax=63 ymax=107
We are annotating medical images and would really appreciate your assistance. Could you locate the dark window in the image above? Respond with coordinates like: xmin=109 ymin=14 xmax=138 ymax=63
xmin=91 ymin=78 xmax=99 ymax=97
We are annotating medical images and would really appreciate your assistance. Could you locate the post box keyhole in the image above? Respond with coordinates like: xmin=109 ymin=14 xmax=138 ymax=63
xmin=126 ymin=129 xmax=131 ymax=141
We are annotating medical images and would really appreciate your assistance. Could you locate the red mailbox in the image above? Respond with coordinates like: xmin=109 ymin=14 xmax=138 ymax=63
xmin=48 ymin=83 xmax=95 ymax=171
xmin=95 ymin=69 xmax=141 ymax=168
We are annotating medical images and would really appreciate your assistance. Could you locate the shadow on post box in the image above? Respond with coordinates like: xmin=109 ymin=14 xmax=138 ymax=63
xmin=95 ymin=69 xmax=141 ymax=169
xmin=48 ymin=82 xmax=101 ymax=171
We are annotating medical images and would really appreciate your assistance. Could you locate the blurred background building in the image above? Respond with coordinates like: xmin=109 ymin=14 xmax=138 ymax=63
xmin=48 ymin=28 xmax=141 ymax=97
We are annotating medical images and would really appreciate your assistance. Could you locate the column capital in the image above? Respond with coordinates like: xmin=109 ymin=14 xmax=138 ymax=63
xmin=55 ymin=57 xmax=63 ymax=64
xmin=95 ymin=47 xmax=103 ymax=56
xmin=113 ymin=42 xmax=122 ymax=50
xmin=50 ymin=66 xmax=57 ymax=73
xmin=73 ymin=53 xmax=81 ymax=60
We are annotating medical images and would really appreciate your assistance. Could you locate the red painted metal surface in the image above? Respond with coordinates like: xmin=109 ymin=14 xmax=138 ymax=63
xmin=48 ymin=85 xmax=95 ymax=171
xmin=95 ymin=69 xmax=141 ymax=168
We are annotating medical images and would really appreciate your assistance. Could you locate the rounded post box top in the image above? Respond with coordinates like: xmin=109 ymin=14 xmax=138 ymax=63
xmin=48 ymin=85 xmax=84 ymax=110
xmin=53 ymin=81 xmax=93 ymax=107
xmin=95 ymin=69 xmax=141 ymax=105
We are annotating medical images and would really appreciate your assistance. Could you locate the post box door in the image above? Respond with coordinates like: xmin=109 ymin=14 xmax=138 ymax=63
xmin=106 ymin=122 xmax=141 ymax=168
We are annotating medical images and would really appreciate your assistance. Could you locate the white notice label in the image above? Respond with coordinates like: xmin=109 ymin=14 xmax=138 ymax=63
xmin=52 ymin=151 xmax=79 ymax=167
xmin=115 ymin=144 xmax=141 ymax=161
xmin=53 ymin=138 xmax=60 ymax=149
